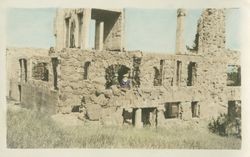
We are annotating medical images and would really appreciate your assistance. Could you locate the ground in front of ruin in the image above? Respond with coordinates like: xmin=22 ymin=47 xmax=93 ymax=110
xmin=6 ymin=100 xmax=241 ymax=149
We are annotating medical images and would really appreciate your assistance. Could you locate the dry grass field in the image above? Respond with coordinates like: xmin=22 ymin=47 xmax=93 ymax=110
xmin=7 ymin=103 xmax=241 ymax=149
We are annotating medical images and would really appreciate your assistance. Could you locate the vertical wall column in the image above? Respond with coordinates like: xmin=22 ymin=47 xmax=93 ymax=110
xmin=54 ymin=9 xmax=66 ymax=50
xmin=135 ymin=108 xmax=143 ymax=128
xmin=77 ymin=13 xmax=83 ymax=48
xmin=52 ymin=58 xmax=59 ymax=90
xmin=80 ymin=9 xmax=91 ymax=49
xmin=175 ymin=8 xmax=186 ymax=55
xmin=95 ymin=21 xmax=104 ymax=50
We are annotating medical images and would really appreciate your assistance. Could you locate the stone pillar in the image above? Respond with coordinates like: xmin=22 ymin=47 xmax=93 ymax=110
xmin=95 ymin=21 xmax=104 ymax=50
xmin=54 ymin=9 xmax=66 ymax=51
xmin=156 ymin=106 xmax=165 ymax=127
xmin=80 ymin=8 xmax=91 ymax=49
xmin=175 ymin=8 xmax=186 ymax=55
xmin=65 ymin=18 xmax=70 ymax=48
xmin=135 ymin=108 xmax=143 ymax=128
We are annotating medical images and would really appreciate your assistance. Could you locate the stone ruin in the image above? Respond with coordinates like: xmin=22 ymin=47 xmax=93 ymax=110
xmin=6 ymin=8 xmax=241 ymax=128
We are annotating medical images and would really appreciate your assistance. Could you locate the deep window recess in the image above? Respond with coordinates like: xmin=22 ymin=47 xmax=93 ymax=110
xmin=32 ymin=62 xmax=49 ymax=81
xmin=69 ymin=20 xmax=76 ymax=48
xmin=176 ymin=60 xmax=182 ymax=86
xmin=19 ymin=59 xmax=28 ymax=82
xmin=83 ymin=61 xmax=91 ymax=80
xmin=187 ymin=62 xmax=197 ymax=86
xmin=153 ymin=60 xmax=165 ymax=86
xmin=23 ymin=59 xmax=27 ymax=82
xmin=141 ymin=108 xmax=157 ymax=127
xmin=191 ymin=101 xmax=200 ymax=118
xmin=228 ymin=100 xmax=241 ymax=119
xmin=164 ymin=102 xmax=180 ymax=119
xmin=227 ymin=65 xmax=241 ymax=86
xmin=153 ymin=67 xmax=161 ymax=86
xmin=19 ymin=59 xmax=22 ymax=81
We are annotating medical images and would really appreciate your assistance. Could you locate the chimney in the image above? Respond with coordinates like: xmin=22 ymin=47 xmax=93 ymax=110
xmin=175 ymin=9 xmax=186 ymax=54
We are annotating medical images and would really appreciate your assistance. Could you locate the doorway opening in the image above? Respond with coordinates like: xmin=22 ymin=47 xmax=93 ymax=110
xmin=142 ymin=107 xmax=157 ymax=127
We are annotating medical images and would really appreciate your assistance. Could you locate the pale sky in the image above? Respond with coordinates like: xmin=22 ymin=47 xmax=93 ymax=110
xmin=6 ymin=8 xmax=240 ymax=53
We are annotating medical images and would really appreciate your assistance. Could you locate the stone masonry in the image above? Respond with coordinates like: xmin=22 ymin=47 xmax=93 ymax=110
xmin=6 ymin=8 xmax=241 ymax=128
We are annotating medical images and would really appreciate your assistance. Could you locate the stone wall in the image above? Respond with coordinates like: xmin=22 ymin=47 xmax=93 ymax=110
xmin=58 ymin=48 xmax=134 ymax=124
xmin=194 ymin=8 xmax=240 ymax=118
xmin=21 ymin=82 xmax=58 ymax=115
xmin=57 ymin=46 xmax=240 ymax=125
xmin=197 ymin=52 xmax=240 ymax=119
xmin=6 ymin=8 xmax=241 ymax=127
xmin=103 ymin=11 xmax=124 ymax=51
xmin=6 ymin=48 xmax=59 ymax=115
xmin=54 ymin=8 xmax=124 ymax=51
xmin=6 ymin=48 xmax=49 ymax=100
xmin=197 ymin=9 xmax=226 ymax=55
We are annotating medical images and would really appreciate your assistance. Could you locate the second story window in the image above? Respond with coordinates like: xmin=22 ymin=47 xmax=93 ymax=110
xmin=227 ymin=65 xmax=241 ymax=86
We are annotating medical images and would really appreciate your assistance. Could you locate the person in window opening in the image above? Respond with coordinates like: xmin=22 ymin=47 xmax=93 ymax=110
xmin=121 ymin=74 xmax=130 ymax=89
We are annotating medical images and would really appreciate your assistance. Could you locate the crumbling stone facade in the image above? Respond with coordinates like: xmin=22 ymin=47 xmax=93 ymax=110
xmin=54 ymin=8 xmax=124 ymax=51
xmin=6 ymin=8 xmax=241 ymax=128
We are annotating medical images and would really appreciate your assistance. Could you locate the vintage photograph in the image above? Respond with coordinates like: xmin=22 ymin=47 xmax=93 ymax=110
xmin=6 ymin=8 xmax=241 ymax=149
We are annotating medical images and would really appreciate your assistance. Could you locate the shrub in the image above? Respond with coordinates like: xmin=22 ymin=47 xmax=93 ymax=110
xmin=208 ymin=113 xmax=241 ymax=138
xmin=7 ymin=106 xmax=241 ymax=149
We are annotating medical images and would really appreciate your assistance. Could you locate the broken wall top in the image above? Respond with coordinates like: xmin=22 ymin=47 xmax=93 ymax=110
xmin=196 ymin=9 xmax=226 ymax=56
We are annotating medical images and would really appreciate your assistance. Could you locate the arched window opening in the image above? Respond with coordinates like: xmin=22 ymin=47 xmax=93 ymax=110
xmin=83 ymin=61 xmax=91 ymax=80
xmin=105 ymin=64 xmax=131 ymax=89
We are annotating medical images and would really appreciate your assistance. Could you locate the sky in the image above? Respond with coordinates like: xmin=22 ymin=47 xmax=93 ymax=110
xmin=6 ymin=8 xmax=240 ymax=53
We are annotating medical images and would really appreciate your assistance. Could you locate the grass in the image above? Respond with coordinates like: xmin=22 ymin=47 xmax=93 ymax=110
xmin=7 ymin=105 xmax=241 ymax=149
